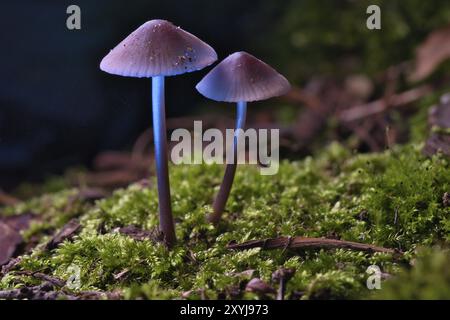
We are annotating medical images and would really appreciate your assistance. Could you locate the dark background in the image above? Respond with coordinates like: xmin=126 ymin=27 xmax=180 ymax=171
xmin=1 ymin=0 xmax=287 ymax=188
xmin=1 ymin=0 xmax=449 ymax=189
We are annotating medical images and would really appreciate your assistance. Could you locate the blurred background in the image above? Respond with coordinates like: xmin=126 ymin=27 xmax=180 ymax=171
xmin=2 ymin=0 xmax=450 ymax=191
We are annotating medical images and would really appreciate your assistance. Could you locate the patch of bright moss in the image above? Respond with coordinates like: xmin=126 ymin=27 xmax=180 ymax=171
xmin=370 ymin=247 xmax=450 ymax=299
xmin=1 ymin=143 xmax=449 ymax=299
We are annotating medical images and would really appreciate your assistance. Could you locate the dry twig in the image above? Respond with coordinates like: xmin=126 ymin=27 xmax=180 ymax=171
xmin=228 ymin=236 xmax=401 ymax=256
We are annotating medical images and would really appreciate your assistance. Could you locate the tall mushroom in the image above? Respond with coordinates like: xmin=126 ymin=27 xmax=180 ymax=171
xmin=100 ymin=20 xmax=217 ymax=247
xmin=196 ymin=52 xmax=290 ymax=224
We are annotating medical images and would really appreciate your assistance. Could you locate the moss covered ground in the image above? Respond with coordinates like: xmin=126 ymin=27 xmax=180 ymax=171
xmin=1 ymin=143 xmax=449 ymax=299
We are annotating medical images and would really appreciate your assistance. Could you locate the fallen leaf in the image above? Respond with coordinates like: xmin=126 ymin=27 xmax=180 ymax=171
xmin=410 ymin=25 xmax=450 ymax=82
xmin=45 ymin=219 xmax=81 ymax=250
xmin=0 ymin=213 xmax=34 ymax=265
xmin=423 ymin=133 xmax=450 ymax=157
xmin=0 ymin=223 xmax=22 ymax=265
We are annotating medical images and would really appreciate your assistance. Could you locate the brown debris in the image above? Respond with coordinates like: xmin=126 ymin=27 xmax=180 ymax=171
xmin=339 ymin=85 xmax=432 ymax=123
xmin=228 ymin=236 xmax=400 ymax=256
xmin=70 ymin=148 xmax=152 ymax=190
xmin=2 ymin=212 xmax=34 ymax=232
xmin=45 ymin=219 xmax=81 ymax=250
xmin=79 ymin=170 xmax=146 ymax=189
xmin=284 ymin=85 xmax=322 ymax=110
xmin=282 ymin=74 xmax=429 ymax=153
xmin=0 ymin=213 xmax=34 ymax=266
xmin=0 ymin=190 xmax=19 ymax=206
xmin=64 ymin=188 xmax=107 ymax=215
xmin=409 ymin=25 xmax=450 ymax=82
xmin=93 ymin=151 xmax=140 ymax=171
xmin=429 ymin=94 xmax=450 ymax=128
xmin=1 ymin=257 xmax=22 ymax=275
xmin=117 ymin=225 xmax=162 ymax=242
xmin=15 ymin=271 xmax=66 ymax=288
xmin=245 ymin=278 xmax=276 ymax=295
xmin=423 ymin=133 xmax=450 ymax=157
xmin=0 ymin=283 xmax=60 ymax=300
xmin=288 ymin=79 xmax=348 ymax=152
xmin=0 ymin=223 xmax=23 ymax=266
xmin=75 ymin=188 xmax=108 ymax=203
xmin=0 ymin=283 xmax=120 ymax=300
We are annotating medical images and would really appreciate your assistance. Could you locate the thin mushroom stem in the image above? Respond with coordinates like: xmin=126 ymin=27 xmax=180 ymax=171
xmin=209 ymin=101 xmax=247 ymax=224
xmin=277 ymin=279 xmax=286 ymax=301
xmin=152 ymin=75 xmax=176 ymax=247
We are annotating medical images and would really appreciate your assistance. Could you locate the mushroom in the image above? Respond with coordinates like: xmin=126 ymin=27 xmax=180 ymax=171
xmin=196 ymin=52 xmax=290 ymax=224
xmin=272 ymin=268 xmax=295 ymax=300
xmin=100 ymin=20 xmax=217 ymax=247
xmin=245 ymin=278 xmax=276 ymax=296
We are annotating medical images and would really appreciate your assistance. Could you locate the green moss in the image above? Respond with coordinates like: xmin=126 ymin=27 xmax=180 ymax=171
xmin=257 ymin=0 xmax=450 ymax=82
xmin=1 ymin=143 xmax=449 ymax=299
xmin=369 ymin=247 xmax=450 ymax=299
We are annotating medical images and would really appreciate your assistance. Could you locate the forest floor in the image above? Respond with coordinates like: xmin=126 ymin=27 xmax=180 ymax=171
xmin=1 ymin=142 xmax=449 ymax=300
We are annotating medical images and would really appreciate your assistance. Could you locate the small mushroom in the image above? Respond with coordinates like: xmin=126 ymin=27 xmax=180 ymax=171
xmin=245 ymin=278 xmax=276 ymax=296
xmin=100 ymin=20 xmax=217 ymax=247
xmin=196 ymin=52 xmax=290 ymax=224
xmin=272 ymin=268 xmax=295 ymax=300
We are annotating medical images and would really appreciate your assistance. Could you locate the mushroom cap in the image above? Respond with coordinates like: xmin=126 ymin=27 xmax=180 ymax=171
xmin=272 ymin=268 xmax=296 ymax=282
xmin=196 ymin=51 xmax=291 ymax=102
xmin=100 ymin=20 xmax=217 ymax=78
xmin=245 ymin=278 xmax=276 ymax=295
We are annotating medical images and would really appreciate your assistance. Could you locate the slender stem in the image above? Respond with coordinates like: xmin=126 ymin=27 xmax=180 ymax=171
xmin=152 ymin=76 xmax=176 ymax=247
xmin=209 ymin=101 xmax=247 ymax=224
xmin=277 ymin=279 xmax=286 ymax=300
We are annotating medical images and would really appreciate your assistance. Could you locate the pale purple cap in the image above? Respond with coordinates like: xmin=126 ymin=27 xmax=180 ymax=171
xmin=100 ymin=20 xmax=217 ymax=78
xmin=196 ymin=51 xmax=291 ymax=102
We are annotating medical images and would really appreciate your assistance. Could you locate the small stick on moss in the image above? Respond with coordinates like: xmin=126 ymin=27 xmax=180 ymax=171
xmin=338 ymin=85 xmax=432 ymax=123
xmin=227 ymin=236 xmax=402 ymax=256
xmin=0 ymin=285 xmax=120 ymax=300
xmin=14 ymin=271 xmax=65 ymax=287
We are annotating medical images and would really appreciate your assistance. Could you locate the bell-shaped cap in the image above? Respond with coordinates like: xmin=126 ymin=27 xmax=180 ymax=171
xmin=100 ymin=20 xmax=217 ymax=78
xmin=196 ymin=52 xmax=291 ymax=102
